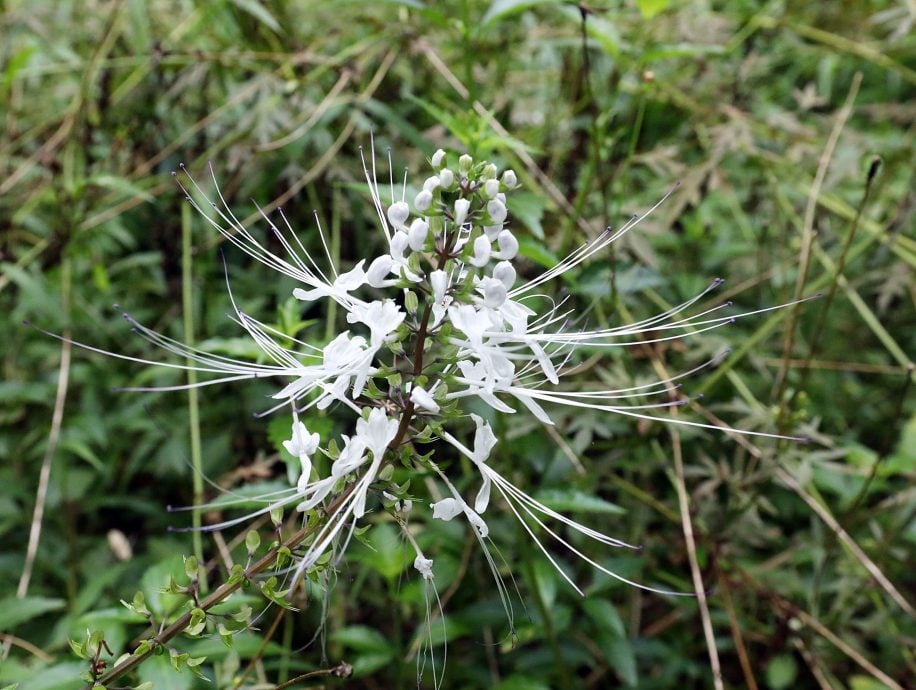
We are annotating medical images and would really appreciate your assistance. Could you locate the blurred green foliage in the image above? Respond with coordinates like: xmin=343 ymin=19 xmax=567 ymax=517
xmin=1 ymin=0 xmax=913 ymax=688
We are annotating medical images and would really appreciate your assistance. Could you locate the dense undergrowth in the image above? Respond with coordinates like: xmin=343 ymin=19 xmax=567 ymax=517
xmin=1 ymin=1 xmax=913 ymax=688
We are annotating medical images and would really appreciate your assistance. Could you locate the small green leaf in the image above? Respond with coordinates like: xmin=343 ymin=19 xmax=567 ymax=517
xmin=183 ymin=555 xmax=199 ymax=580
xmin=245 ymin=529 xmax=260 ymax=555
xmin=766 ymin=654 xmax=798 ymax=690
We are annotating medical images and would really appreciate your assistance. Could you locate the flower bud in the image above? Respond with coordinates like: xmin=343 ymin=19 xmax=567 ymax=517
xmin=469 ymin=234 xmax=492 ymax=267
xmin=438 ymin=168 xmax=455 ymax=188
xmin=492 ymin=261 xmax=516 ymax=290
xmin=482 ymin=163 xmax=497 ymax=179
xmin=487 ymin=198 xmax=507 ymax=224
xmin=414 ymin=189 xmax=432 ymax=212
xmin=454 ymin=198 xmax=470 ymax=227
xmin=407 ymin=218 xmax=429 ymax=251
xmin=484 ymin=178 xmax=500 ymax=199
xmin=423 ymin=175 xmax=440 ymax=192
xmin=501 ymin=169 xmax=517 ymax=188
xmin=387 ymin=201 xmax=410 ymax=229
xmin=430 ymin=269 xmax=448 ymax=304
xmin=458 ymin=154 xmax=472 ymax=175
xmin=431 ymin=148 xmax=446 ymax=168
xmin=410 ymin=385 xmax=440 ymax=414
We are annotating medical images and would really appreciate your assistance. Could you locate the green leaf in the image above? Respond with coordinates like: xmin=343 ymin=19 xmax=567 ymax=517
xmin=582 ymin=598 xmax=626 ymax=638
xmin=532 ymin=488 xmax=626 ymax=515
xmin=0 ymin=596 xmax=66 ymax=628
xmin=849 ymin=676 xmax=893 ymax=690
xmin=508 ymin=192 xmax=546 ymax=240
xmin=14 ymin=662 xmax=84 ymax=690
xmin=636 ymin=0 xmax=670 ymax=19
xmin=494 ymin=676 xmax=552 ymax=690
xmin=766 ymin=654 xmax=798 ymax=690
xmin=350 ymin=522 xmax=409 ymax=580
xmin=229 ymin=0 xmax=281 ymax=32
xmin=607 ymin=636 xmax=637 ymax=686
xmin=482 ymin=0 xmax=557 ymax=25
xmin=330 ymin=625 xmax=394 ymax=653
xmin=516 ymin=237 xmax=559 ymax=269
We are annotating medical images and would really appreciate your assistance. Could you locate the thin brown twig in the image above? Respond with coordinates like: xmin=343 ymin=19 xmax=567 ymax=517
xmin=773 ymin=73 xmax=862 ymax=415
xmin=17 ymin=262 xmax=72 ymax=600
xmin=0 ymin=633 xmax=55 ymax=662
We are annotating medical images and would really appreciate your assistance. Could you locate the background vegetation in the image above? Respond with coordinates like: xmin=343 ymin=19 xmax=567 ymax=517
xmin=1 ymin=0 xmax=913 ymax=688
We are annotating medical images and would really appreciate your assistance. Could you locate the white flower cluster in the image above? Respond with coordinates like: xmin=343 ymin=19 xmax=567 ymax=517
xmin=64 ymin=145 xmax=807 ymax=634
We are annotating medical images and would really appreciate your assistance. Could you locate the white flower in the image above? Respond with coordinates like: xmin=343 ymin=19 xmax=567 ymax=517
xmin=431 ymin=148 xmax=446 ymax=168
xmin=410 ymin=384 xmax=440 ymax=414
xmin=283 ymin=420 xmax=320 ymax=459
xmin=453 ymin=198 xmax=470 ymax=227
xmin=492 ymin=229 xmax=518 ymax=260
xmin=387 ymin=200 xmax=410 ymax=229
xmin=431 ymin=497 xmax=463 ymax=521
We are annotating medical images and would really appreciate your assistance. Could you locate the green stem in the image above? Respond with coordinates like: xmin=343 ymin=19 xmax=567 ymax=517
xmin=182 ymin=201 xmax=206 ymax=592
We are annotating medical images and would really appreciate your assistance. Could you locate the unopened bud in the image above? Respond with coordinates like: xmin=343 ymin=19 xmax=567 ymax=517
xmin=408 ymin=218 xmax=429 ymax=251
xmin=414 ymin=189 xmax=433 ymax=212
xmin=438 ymin=169 xmax=455 ymax=188
xmin=454 ymin=198 xmax=470 ymax=227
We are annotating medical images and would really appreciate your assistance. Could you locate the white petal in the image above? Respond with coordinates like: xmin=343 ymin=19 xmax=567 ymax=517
xmin=492 ymin=261 xmax=516 ymax=290
xmin=469 ymin=234 xmax=491 ymax=267
xmin=410 ymin=385 xmax=440 ymax=414
xmin=387 ymin=201 xmax=410 ymax=229
xmin=493 ymin=229 xmax=518 ymax=260
xmin=408 ymin=218 xmax=429 ymax=251
xmin=431 ymin=497 xmax=463 ymax=521
xmin=487 ymin=198 xmax=507 ymax=224
xmin=414 ymin=189 xmax=433 ymax=212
